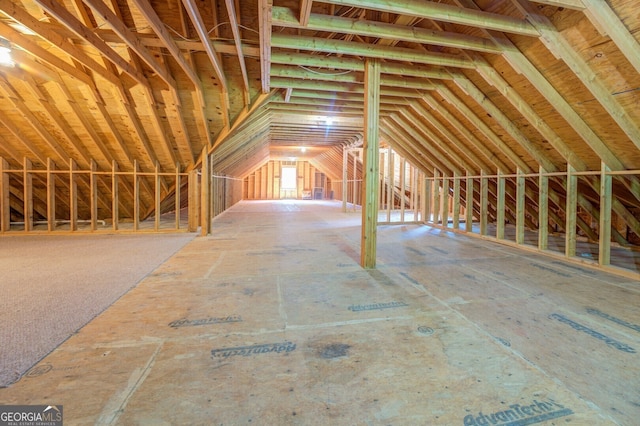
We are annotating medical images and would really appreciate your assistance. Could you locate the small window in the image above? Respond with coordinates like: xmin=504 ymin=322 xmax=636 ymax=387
xmin=281 ymin=166 xmax=297 ymax=190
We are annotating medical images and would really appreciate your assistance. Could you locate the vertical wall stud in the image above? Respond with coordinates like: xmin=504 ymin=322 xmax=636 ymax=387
xmin=175 ymin=163 xmax=181 ymax=230
xmin=188 ymin=170 xmax=198 ymax=232
xmin=465 ymin=174 xmax=474 ymax=232
xmin=453 ymin=172 xmax=461 ymax=230
xmin=24 ymin=157 xmax=33 ymax=232
xmin=433 ymin=169 xmax=441 ymax=225
xmin=538 ymin=167 xmax=549 ymax=250
xmin=599 ymin=162 xmax=612 ymax=265
xmin=423 ymin=175 xmax=431 ymax=223
xmin=70 ymin=159 xmax=78 ymax=232
xmin=155 ymin=161 xmax=161 ymax=231
xmin=0 ymin=158 xmax=9 ymax=232
xmin=90 ymin=160 xmax=98 ymax=231
xmin=112 ymin=160 xmax=119 ymax=231
xmin=496 ymin=169 xmax=505 ymax=240
xmin=516 ymin=168 xmax=526 ymax=244
xmin=133 ymin=160 xmax=140 ymax=231
xmin=565 ymin=164 xmax=578 ymax=257
xmin=47 ymin=158 xmax=56 ymax=232
xmin=441 ymin=173 xmax=449 ymax=228
xmin=480 ymin=170 xmax=488 ymax=236
xmin=342 ymin=148 xmax=348 ymax=212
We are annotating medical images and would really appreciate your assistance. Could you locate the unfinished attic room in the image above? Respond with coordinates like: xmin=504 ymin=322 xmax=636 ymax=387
xmin=3 ymin=0 xmax=640 ymax=423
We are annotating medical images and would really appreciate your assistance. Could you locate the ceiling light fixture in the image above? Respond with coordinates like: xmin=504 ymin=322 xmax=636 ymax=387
xmin=0 ymin=37 xmax=15 ymax=67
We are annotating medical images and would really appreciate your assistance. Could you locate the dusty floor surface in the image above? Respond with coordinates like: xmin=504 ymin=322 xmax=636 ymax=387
xmin=1 ymin=200 xmax=639 ymax=425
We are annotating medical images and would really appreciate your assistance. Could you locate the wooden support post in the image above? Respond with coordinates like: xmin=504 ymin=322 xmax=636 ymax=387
xmin=0 ymin=158 xmax=9 ymax=233
xmin=352 ymin=152 xmax=358 ymax=211
xmin=496 ymin=169 xmax=505 ymax=240
xmin=90 ymin=160 xmax=98 ymax=231
xmin=361 ymin=58 xmax=381 ymax=269
xmin=599 ymin=162 xmax=612 ymax=266
xmin=433 ymin=169 xmax=441 ymax=225
xmin=69 ymin=159 xmax=78 ymax=232
xmin=453 ymin=172 xmax=461 ymax=230
xmin=188 ymin=170 xmax=198 ymax=232
xmin=538 ymin=167 xmax=549 ymax=250
xmin=466 ymin=174 xmax=474 ymax=232
xmin=200 ymin=147 xmax=211 ymax=236
xmin=386 ymin=149 xmax=393 ymax=222
xmin=400 ymin=157 xmax=406 ymax=222
xmin=441 ymin=173 xmax=449 ymax=228
xmin=480 ymin=170 xmax=488 ymax=236
xmin=565 ymin=164 xmax=578 ymax=257
xmin=23 ymin=158 xmax=33 ymax=232
xmin=112 ymin=160 xmax=119 ymax=231
xmin=516 ymin=168 xmax=526 ymax=244
xmin=342 ymin=147 xmax=348 ymax=212
xmin=133 ymin=160 xmax=140 ymax=231
xmin=47 ymin=158 xmax=56 ymax=232
xmin=423 ymin=176 xmax=431 ymax=223
xmin=267 ymin=161 xmax=274 ymax=200
xmin=175 ymin=163 xmax=181 ymax=230
xmin=155 ymin=161 xmax=161 ymax=231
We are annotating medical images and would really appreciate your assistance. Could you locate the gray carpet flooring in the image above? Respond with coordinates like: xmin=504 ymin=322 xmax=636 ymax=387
xmin=0 ymin=232 xmax=196 ymax=387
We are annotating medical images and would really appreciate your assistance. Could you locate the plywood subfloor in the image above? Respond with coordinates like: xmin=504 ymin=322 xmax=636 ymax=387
xmin=1 ymin=200 xmax=639 ymax=425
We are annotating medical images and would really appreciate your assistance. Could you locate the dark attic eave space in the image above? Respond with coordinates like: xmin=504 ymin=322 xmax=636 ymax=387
xmin=1 ymin=1 xmax=640 ymax=224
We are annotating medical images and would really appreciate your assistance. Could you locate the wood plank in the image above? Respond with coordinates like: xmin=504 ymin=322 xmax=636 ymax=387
xmin=0 ymin=158 xmax=9 ymax=232
xmin=480 ymin=171 xmax=488 ymax=236
xmin=361 ymin=59 xmax=381 ymax=269
xmin=111 ymin=161 xmax=118 ymax=231
xmin=516 ymin=168 xmax=526 ymax=245
xmin=23 ymin=158 xmax=33 ymax=232
xmin=599 ymin=163 xmax=612 ymax=266
xmin=565 ymin=165 xmax=578 ymax=257
xmin=47 ymin=158 xmax=56 ymax=232
xmin=466 ymin=175 xmax=474 ymax=232
xmin=496 ymin=170 xmax=505 ymax=239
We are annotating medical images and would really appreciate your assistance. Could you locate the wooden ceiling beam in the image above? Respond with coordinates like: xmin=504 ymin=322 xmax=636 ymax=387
xmin=270 ymin=65 xmax=436 ymax=90
xmin=419 ymin=92 xmax=506 ymax=174
xmin=581 ymin=0 xmax=640 ymax=76
xmin=259 ymin=0 xmax=273 ymax=93
xmin=407 ymin=101 xmax=491 ymax=173
xmin=270 ymin=51 xmax=454 ymax=80
xmin=514 ymin=0 xmax=640 ymax=154
xmin=528 ymin=0 xmax=585 ymax=10
xmin=272 ymin=6 xmax=502 ymax=55
xmin=0 ymin=114 xmax=47 ymax=164
xmin=181 ymin=0 xmax=230 ymax=127
xmin=271 ymin=33 xmax=476 ymax=69
xmin=270 ymin=77 xmax=425 ymax=97
xmin=34 ymin=0 xmax=148 ymax=87
xmin=436 ymin=84 xmax=530 ymax=172
xmin=398 ymin=108 xmax=478 ymax=174
xmin=0 ymin=2 xmax=120 ymax=87
xmin=81 ymin=0 xmax=176 ymax=90
xmin=446 ymin=76 xmax=555 ymax=173
xmin=130 ymin=0 xmax=200 ymax=90
xmin=320 ymin=0 xmax=539 ymax=36
xmin=0 ymin=77 xmax=70 ymax=164
xmin=20 ymin=73 xmax=93 ymax=167
xmin=0 ymin=23 xmax=92 ymax=87
xmin=224 ymin=0 xmax=250 ymax=106
xmin=299 ymin=0 xmax=313 ymax=26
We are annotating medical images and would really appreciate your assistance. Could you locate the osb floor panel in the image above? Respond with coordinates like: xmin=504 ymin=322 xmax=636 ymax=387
xmin=2 ymin=200 xmax=639 ymax=425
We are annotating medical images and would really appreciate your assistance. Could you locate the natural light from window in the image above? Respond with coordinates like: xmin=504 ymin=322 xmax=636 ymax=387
xmin=281 ymin=166 xmax=297 ymax=190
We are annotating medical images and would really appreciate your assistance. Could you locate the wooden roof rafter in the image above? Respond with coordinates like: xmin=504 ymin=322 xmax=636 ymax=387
xmin=33 ymin=0 xmax=149 ymax=88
